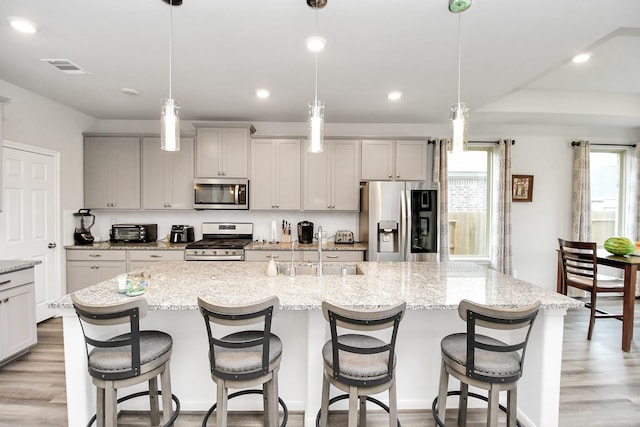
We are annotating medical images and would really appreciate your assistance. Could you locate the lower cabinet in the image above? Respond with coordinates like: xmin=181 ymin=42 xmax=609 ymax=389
xmin=66 ymin=249 xmax=185 ymax=293
xmin=0 ymin=268 xmax=37 ymax=365
xmin=244 ymin=250 xmax=363 ymax=263
xmin=66 ymin=250 xmax=127 ymax=293
xmin=244 ymin=250 xmax=298 ymax=262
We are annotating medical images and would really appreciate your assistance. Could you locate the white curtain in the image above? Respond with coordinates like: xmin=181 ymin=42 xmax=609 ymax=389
xmin=432 ymin=139 xmax=450 ymax=261
xmin=490 ymin=139 xmax=513 ymax=275
xmin=571 ymin=140 xmax=592 ymax=241
xmin=626 ymin=144 xmax=640 ymax=241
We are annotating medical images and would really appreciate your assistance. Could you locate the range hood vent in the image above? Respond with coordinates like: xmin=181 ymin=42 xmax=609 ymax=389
xmin=40 ymin=59 xmax=89 ymax=75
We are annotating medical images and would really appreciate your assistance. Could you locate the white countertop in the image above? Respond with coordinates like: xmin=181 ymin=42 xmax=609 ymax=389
xmin=50 ymin=261 xmax=581 ymax=311
xmin=0 ymin=260 xmax=41 ymax=274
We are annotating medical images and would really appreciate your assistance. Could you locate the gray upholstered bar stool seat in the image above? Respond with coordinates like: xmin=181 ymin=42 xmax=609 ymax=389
xmin=318 ymin=300 xmax=406 ymax=427
xmin=198 ymin=295 xmax=287 ymax=427
xmin=71 ymin=293 xmax=179 ymax=427
xmin=433 ymin=299 xmax=541 ymax=427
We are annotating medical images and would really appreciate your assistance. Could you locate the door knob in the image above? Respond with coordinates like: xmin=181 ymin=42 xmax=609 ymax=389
xmin=48 ymin=242 xmax=57 ymax=249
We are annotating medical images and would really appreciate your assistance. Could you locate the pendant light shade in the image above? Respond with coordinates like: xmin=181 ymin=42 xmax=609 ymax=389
xmin=308 ymin=100 xmax=325 ymax=153
xmin=161 ymin=98 xmax=181 ymax=151
xmin=160 ymin=0 xmax=181 ymax=151
xmin=448 ymin=0 xmax=471 ymax=153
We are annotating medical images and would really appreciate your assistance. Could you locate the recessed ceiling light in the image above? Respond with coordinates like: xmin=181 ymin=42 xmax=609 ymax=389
xmin=306 ymin=36 xmax=326 ymax=52
xmin=572 ymin=53 xmax=591 ymax=64
xmin=256 ymin=89 xmax=270 ymax=99
xmin=388 ymin=91 xmax=402 ymax=101
xmin=121 ymin=88 xmax=140 ymax=96
xmin=9 ymin=17 xmax=38 ymax=34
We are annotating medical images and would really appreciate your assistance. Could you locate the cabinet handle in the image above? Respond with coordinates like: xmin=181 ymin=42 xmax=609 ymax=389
xmin=150 ymin=254 xmax=162 ymax=258
xmin=89 ymin=254 xmax=102 ymax=257
xmin=222 ymin=172 xmax=226 ymax=176
xmin=397 ymin=174 xmax=400 ymax=178
xmin=326 ymin=255 xmax=339 ymax=259
xmin=0 ymin=280 xmax=10 ymax=286
xmin=388 ymin=174 xmax=392 ymax=178
xmin=2 ymin=298 xmax=8 ymax=303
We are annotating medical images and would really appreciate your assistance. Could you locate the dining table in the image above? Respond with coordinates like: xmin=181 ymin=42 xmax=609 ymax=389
xmin=557 ymin=249 xmax=640 ymax=352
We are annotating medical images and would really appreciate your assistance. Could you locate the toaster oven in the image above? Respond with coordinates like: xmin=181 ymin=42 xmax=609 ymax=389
xmin=110 ymin=224 xmax=158 ymax=243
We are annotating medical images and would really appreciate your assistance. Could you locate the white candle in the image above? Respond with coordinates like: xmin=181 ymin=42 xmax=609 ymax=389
xmin=271 ymin=220 xmax=277 ymax=242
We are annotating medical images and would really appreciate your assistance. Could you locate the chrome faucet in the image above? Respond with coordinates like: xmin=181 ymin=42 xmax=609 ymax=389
xmin=317 ymin=225 xmax=323 ymax=277
xmin=289 ymin=239 xmax=296 ymax=276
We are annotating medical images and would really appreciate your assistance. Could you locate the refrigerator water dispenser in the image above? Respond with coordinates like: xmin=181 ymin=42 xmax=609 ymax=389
xmin=377 ymin=221 xmax=399 ymax=253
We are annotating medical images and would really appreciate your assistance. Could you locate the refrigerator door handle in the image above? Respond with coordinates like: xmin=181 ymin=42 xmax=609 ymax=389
xmin=400 ymin=189 xmax=408 ymax=261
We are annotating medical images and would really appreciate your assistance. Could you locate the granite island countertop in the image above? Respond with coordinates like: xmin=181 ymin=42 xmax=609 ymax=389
xmin=50 ymin=261 xmax=582 ymax=312
xmin=0 ymin=260 xmax=41 ymax=274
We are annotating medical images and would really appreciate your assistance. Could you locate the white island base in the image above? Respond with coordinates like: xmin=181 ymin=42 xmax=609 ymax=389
xmin=61 ymin=306 xmax=566 ymax=427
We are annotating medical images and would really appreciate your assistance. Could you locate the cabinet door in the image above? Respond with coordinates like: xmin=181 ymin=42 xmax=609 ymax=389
xmin=275 ymin=140 xmax=301 ymax=210
xmin=361 ymin=140 xmax=394 ymax=180
xmin=0 ymin=282 xmax=36 ymax=360
xmin=84 ymin=136 xmax=140 ymax=209
xmin=221 ymin=128 xmax=249 ymax=178
xmin=142 ymin=137 xmax=194 ymax=209
xmin=303 ymin=146 xmax=331 ymax=210
xmin=396 ymin=140 xmax=427 ymax=181
xmin=332 ymin=140 xmax=360 ymax=211
xmin=250 ymin=140 xmax=276 ymax=209
xmin=196 ymin=127 xmax=223 ymax=177
xmin=66 ymin=261 xmax=127 ymax=293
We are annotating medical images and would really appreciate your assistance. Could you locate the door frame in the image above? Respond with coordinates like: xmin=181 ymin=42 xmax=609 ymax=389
xmin=2 ymin=140 xmax=62 ymax=320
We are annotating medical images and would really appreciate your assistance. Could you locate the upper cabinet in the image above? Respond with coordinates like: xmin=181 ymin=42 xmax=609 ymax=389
xmin=195 ymin=125 xmax=254 ymax=178
xmin=142 ymin=136 xmax=195 ymax=210
xmin=303 ymin=140 xmax=360 ymax=211
xmin=361 ymin=139 xmax=428 ymax=181
xmin=250 ymin=139 xmax=301 ymax=210
xmin=84 ymin=135 xmax=141 ymax=209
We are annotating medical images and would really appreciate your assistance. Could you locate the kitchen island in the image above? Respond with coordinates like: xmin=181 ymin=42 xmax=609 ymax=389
xmin=51 ymin=261 xmax=580 ymax=427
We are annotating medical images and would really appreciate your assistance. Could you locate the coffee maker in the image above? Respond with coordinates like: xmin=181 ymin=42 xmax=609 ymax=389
xmin=73 ymin=209 xmax=95 ymax=245
xmin=297 ymin=221 xmax=314 ymax=244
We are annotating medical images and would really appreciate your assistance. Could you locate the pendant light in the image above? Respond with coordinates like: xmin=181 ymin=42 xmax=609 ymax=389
xmin=161 ymin=0 xmax=181 ymax=152
xmin=448 ymin=0 xmax=471 ymax=152
xmin=307 ymin=0 xmax=327 ymax=153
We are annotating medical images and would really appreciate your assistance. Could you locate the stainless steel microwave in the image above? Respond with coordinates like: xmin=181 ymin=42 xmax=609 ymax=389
xmin=194 ymin=178 xmax=249 ymax=210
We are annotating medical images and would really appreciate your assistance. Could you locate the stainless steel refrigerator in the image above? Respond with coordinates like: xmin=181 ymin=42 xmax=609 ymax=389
xmin=359 ymin=181 xmax=438 ymax=261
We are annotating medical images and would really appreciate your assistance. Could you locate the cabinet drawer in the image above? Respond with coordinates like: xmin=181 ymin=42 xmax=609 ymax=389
xmin=66 ymin=250 xmax=127 ymax=261
xmin=129 ymin=250 xmax=184 ymax=261
xmin=245 ymin=251 xmax=298 ymax=262
xmin=322 ymin=251 xmax=364 ymax=262
xmin=0 ymin=269 xmax=34 ymax=292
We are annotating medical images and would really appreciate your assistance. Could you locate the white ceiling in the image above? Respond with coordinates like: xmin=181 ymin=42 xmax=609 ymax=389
xmin=1 ymin=0 xmax=639 ymax=129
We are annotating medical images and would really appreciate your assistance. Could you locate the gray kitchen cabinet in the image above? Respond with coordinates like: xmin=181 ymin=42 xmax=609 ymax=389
xmin=244 ymin=250 xmax=298 ymax=262
xmin=195 ymin=126 xmax=251 ymax=178
xmin=250 ymin=139 xmax=301 ymax=210
xmin=361 ymin=139 xmax=428 ymax=181
xmin=0 ymin=268 xmax=37 ymax=365
xmin=300 ymin=250 xmax=364 ymax=263
xmin=66 ymin=250 xmax=127 ymax=293
xmin=142 ymin=136 xmax=195 ymax=210
xmin=128 ymin=249 xmax=185 ymax=271
xmin=303 ymin=140 xmax=360 ymax=211
xmin=84 ymin=135 xmax=141 ymax=209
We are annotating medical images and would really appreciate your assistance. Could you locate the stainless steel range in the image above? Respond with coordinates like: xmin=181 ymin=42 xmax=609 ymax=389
xmin=185 ymin=222 xmax=253 ymax=261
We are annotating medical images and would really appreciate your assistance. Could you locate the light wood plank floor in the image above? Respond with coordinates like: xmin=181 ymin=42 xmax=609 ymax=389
xmin=1 ymin=297 xmax=639 ymax=426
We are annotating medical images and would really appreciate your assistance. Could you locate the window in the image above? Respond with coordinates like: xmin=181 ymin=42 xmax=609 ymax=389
xmin=590 ymin=150 xmax=625 ymax=246
xmin=447 ymin=148 xmax=492 ymax=257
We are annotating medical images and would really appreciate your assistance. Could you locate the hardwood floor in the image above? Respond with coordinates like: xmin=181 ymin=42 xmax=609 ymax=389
xmin=1 ymin=297 xmax=639 ymax=426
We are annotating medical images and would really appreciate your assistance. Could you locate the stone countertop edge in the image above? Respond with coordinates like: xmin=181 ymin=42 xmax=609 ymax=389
xmin=246 ymin=241 xmax=367 ymax=251
xmin=0 ymin=260 xmax=42 ymax=274
xmin=49 ymin=260 xmax=583 ymax=312
xmin=64 ymin=241 xmax=188 ymax=250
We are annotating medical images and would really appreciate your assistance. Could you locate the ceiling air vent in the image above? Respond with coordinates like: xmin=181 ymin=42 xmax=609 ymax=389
xmin=40 ymin=59 xmax=89 ymax=75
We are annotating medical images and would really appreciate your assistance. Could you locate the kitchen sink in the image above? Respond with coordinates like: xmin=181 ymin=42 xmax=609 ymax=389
xmin=277 ymin=263 xmax=364 ymax=276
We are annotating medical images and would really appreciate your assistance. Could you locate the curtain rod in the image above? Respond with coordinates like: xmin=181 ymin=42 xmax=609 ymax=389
xmin=427 ymin=139 xmax=515 ymax=145
xmin=571 ymin=141 xmax=637 ymax=148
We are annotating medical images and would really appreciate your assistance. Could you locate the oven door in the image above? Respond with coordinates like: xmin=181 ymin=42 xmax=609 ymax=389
xmin=194 ymin=178 xmax=249 ymax=210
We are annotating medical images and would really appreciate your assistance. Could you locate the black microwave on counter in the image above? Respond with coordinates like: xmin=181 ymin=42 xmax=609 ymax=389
xmin=110 ymin=224 xmax=158 ymax=243
xmin=194 ymin=178 xmax=249 ymax=210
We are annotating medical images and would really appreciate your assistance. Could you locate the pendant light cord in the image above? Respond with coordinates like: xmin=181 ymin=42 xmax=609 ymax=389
xmin=169 ymin=0 xmax=174 ymax=100
xmin=314 ymin=4 xmax=319 ymax=103
xmin=456 ymin=12 xmax=461 ymax=104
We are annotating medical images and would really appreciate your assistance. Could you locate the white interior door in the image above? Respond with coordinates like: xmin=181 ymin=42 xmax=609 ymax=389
xmin=1 ymin=144 xmax=59 ymax=322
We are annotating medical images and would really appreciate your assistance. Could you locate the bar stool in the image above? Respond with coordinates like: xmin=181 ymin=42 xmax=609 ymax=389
xmin=318 ymin=300 xmax=406 ymax=427
xmin=71 ymin=293 xmax=180 ymax=427
xmin=432 ymin=299 xmax=541 ymax=427
xmin=197 ymin=295 xmax=287 ymax=427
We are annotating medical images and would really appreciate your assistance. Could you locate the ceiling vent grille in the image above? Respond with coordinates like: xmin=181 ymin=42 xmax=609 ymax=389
xmin=40 ymin=59 xmax=89 ymax=75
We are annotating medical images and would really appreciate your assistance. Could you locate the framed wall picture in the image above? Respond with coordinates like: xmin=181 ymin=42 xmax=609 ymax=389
xmin=512 ymin=175 xmax=534 ymax=202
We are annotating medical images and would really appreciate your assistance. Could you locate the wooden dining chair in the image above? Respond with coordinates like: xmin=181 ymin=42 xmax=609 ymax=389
xmin=557 ymin=238 xmax=625 ymax=340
